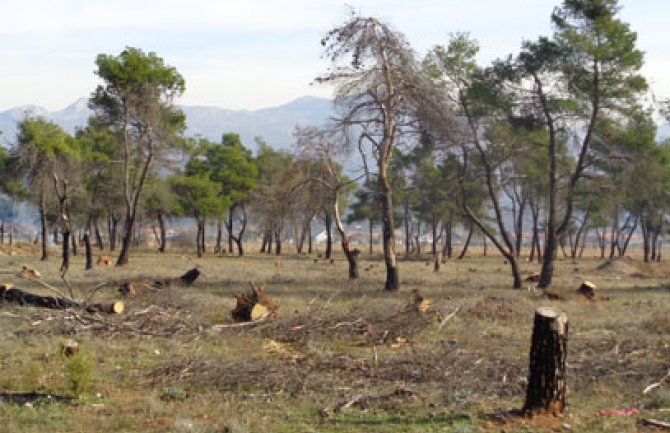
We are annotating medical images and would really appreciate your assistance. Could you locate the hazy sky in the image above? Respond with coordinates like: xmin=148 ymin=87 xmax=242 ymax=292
xmin=1 ymin=0 xmax=668 ymax=111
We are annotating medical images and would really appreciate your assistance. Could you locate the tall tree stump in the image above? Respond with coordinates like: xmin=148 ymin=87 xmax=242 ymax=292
xmin=523 ymin=307 xmax=568 ymax=415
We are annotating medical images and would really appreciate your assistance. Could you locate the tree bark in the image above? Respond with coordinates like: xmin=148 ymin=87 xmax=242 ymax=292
xmin=157 ymin=211 xmax=167 ymax=253
xmin=227 ymin=206 xmax=235 ymax=253
xmin=458 ymin=223 xmax=474 ymax=260
xmin=404 ymin=200 xmax=411 ymax=256
xmin=324 ymin=210 xmax=333 ymax=259
xmin=84 ymin=232 xmax=93 ymax=270
xmin=71 ymin=231 xmax=77 ymax=256
xmin=379 ymin=168 xmax=399 ymax=291
xmin=93 ymin=218 xmax=104 ymax=250
xmin=443 ymin=214 xmax=453 ymax=259
xmin=274 ymin=228 xmax=282 ymax=255
xmin=523 ymin=307 xmax=568 ymax=415
xmin=40 ymin=195 xmax=48 ymax=261
xmin=196 ymin=219 xmax=203 ymax=258
xmin=308 ymin=221 xmax=313 ymax=254
xmin=368 ymin=218 xmax=373 ymax=255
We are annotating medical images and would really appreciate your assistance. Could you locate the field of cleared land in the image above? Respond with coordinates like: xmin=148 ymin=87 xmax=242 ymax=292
xmin=0 ymin=246 xmax=669 ymax=433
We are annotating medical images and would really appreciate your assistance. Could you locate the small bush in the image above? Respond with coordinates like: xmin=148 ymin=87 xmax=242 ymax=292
xmin=64 ymin=351 xmax=94 ymax=397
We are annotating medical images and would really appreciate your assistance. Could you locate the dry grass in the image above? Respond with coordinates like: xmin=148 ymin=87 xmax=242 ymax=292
xmin=0 ymin=246 xmax=669 ymax=432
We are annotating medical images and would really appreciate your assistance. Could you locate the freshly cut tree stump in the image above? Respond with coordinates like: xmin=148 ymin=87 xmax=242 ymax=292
xmin=61 ymin=340 xmax=79 ymax=357
xmin=576 ymin=281 xmax=596 ymax=299
xmin=231 ymin=282 xmax=278 ymax=322
xmin=523 ymin=307 xmax=568 ymax=415
xmin=16 ymin=266 xmax=42 ymax=279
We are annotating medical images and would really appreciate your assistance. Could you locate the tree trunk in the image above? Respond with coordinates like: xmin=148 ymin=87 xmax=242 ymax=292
xmin=274 ymin=228 xmax=282 ymax=255
xmin=609 ymin=211 xmax=620 ymax=259
xmin=260 ymin=230 xmax=269 ymax=253
xmin=214 ymin=219 xmax=223 ymax=254
xmin=196 ymin=220 xmax=203 ymax=258
xmin=444 ymin=214 xmax=453 ymax=259
xmin=332 ymin=188 xmax=359 ymax=279
xmin=108 ymin=213 xmax=118 ymax=252
xmin=71 ymin=231 xmax=78 ymax=256
xmin=40 ymin=196 xmax=48 ymax=261
xmin=642 ymin=219 xmax=650 ymax=262
xmin=115 ymin=212 xmax=134 ymax=265
xmin=379 ymin=170 xmax=399 ymax=291
xmin=431 ymin=216 xmax=438 ymax=256
xmin=324 ymin=211 xmax=333 ymax=259
xmin=308 ymin=221 xmax=313 ymax=254
xmin=93 ymin=218 xmax=104 ymax=250
xmin=368 ymin=218 xmax=373 ymax=255
xmin=1 ymin=285 xmax=123 ymax=314
xmin=227 ymin=206 xmax=235 ymax=253
xmin=232 ymin=205 xmax=247 ymax=256
xmin=621 ymin=217 xmax=637 ymax=257
xmin=458 ymin=223 xmax=474 ymax=260
xmin=404 ymin=200 xmax=411 ymax=256
xmin=414 ymin=221 xmax=422 ymax=256
xmin=61 ymin=231 xmax=70 ymax=277
xmin=515 ymin=196 xmax=526 ymax=257
xmin=523 ymin=307 xmax=568 ymax=415
xmin=157 ymin=212 xmax=167 ymax=253
xmin=84 ymin=232 xmax=93 ymax=270
xmin=200 ymin=218 xmax=206 ymax=254
xmin=531 ymin=199 xmax=543 ymax=263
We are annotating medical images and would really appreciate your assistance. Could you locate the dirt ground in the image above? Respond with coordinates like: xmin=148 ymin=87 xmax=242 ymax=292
xmin=0 ymin=245 xmax=669 ymax=432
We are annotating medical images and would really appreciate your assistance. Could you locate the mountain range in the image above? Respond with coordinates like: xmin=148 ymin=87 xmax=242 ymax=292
xmin=2 ymin=97 xmax=668 ymax=151
xmin=0 ymin=96 xmax=335 ymax=150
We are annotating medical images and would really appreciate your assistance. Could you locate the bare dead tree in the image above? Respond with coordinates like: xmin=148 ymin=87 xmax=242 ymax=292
xmin=316 ymin=12 xmax=441 ymax=290
xmin=294 ymin=126 xmax=362 ymax=279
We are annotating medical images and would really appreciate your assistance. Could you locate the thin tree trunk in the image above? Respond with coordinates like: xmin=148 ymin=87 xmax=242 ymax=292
xmin=621 ymin=217 xmax=638 ymax=257
xmin=404 ymin=200 xmax=410 ymax=256
xmin=93 ymin=218 xmax=104 ymax=250
xmin=515 ymin=196 xmax=526 ymax=257
xmin=368 ymin=218 xmax=373 ymax=255
xmin=274 ymin=228 xmax=282 ymax=255
xmin=40 ymin=195 xmax=48 ymax=261
xmin=227 ymin=206 xmax=235 ymax=253
xmin=324 ymin=211 xmax=333 ymax=259
xmin=84 ymin=232 xmax=93 ymax=270
xmin=215 ymin=219 xmax=223 ymax=254
xmin=308 ymin=221 xmax=313 ymax=254
xmin=458 ymin=223 xmax=474 ymax=260
xmin=71 ymin=231 xmax=78 ymax=256
xmin=379 ymin=169 xmax=399 ymax=291
xmin=157 ymin=212 xmax=167 ymax=253
xmin=332 ymin=189 xmax=359 ymax=279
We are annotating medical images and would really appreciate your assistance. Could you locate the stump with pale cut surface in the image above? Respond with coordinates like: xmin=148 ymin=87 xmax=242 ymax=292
xmin=523 ymin=306 xmax=568 ymax=415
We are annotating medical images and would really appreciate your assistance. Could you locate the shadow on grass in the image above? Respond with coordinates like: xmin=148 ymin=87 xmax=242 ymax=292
xmin=0 ymin=391 xmax=74 ymax=405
